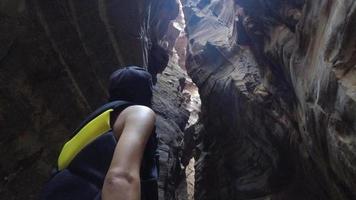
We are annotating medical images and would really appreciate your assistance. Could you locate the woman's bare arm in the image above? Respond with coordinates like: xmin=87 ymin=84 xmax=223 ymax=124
xmin=102 ymin=105 xmax=155 ymax=200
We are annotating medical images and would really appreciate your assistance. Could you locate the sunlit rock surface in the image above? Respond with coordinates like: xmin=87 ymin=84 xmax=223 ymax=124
xmin=0 ymin=0 xmax=188 ymax=199
xmin=183 ymin=0 xmax=356 ymax=199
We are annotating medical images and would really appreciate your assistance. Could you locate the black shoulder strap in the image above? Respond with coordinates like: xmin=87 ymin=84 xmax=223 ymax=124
xmin=72 ymin=100 xmax=133 ymax=137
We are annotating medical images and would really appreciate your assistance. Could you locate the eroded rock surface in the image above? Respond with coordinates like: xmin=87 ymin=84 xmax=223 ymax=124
xmin=154 ymin=60 xmax=191 ymax=200
xmin=183 ymin=0 xmax=356 ymax=199
xmin=0 ymin=0 xmax=188 ymax=199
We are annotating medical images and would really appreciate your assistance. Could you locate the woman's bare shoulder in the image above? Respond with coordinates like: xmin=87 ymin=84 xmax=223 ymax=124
xmin=114 ymin=105 xmax=155 ymax=130
xmin=120 ymin=105 xmax=155 ymax=121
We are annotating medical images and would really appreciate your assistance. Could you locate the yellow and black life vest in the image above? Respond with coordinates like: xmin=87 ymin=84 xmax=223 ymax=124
xmin=57 ymin=100 xmax=133 ymax=170
xmin=42 ymin=100 xmax=159 ymax=200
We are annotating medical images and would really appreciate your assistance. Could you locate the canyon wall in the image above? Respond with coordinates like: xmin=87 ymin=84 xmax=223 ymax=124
xmin=183 ymin=0 xmax=356 ymax=199
xmin=0 ymin=0 xmax=188 ymax=199
xmin=2 ymin=0 xmax=356 ymax=199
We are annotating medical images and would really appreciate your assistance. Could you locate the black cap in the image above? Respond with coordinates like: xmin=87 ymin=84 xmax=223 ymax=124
xmin=109 ymin=66 xmax=153 ymax=106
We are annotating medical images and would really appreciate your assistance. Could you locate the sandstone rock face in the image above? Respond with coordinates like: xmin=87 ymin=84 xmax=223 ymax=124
xmin=0 ymin=0 xmax=188 ymax=199
xmin=183 ymin=0 xmax=356 ymax=199
xmin=153 ymin=60 xmax=190 ymax=200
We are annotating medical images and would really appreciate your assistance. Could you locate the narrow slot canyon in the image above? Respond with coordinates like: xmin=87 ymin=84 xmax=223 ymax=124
xmin=0 ymin=0 xmax=356 ymax=200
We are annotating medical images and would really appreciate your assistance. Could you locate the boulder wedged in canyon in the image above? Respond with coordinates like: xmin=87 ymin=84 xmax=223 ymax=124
xmin=0 ymin=0 xmax=190 ymax=199
xmin=183 ymin=0 xmax=356 ymax=199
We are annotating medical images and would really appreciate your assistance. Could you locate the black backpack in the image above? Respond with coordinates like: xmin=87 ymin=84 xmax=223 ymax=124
xmin=41 ymin=100 xmax=159 ymax=200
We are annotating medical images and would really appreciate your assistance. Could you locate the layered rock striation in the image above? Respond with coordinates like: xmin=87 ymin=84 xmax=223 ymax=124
xmin=183 ymin=0 xmax=356 ymax=199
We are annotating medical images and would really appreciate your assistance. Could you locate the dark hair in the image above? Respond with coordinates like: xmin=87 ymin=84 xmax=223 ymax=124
xmin=108 ymin=66 xmax=153 ymax=106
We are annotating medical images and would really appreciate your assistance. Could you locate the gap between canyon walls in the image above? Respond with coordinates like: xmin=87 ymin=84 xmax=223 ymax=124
xmin=159 ymin=0 xmax=201 ymax=199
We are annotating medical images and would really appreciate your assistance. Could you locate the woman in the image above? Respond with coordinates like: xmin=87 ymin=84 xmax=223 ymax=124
xmin=42 ymin=66 xmax=159 ymax=200
xmin=102 ymin=66 xmax=158 ymax=200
